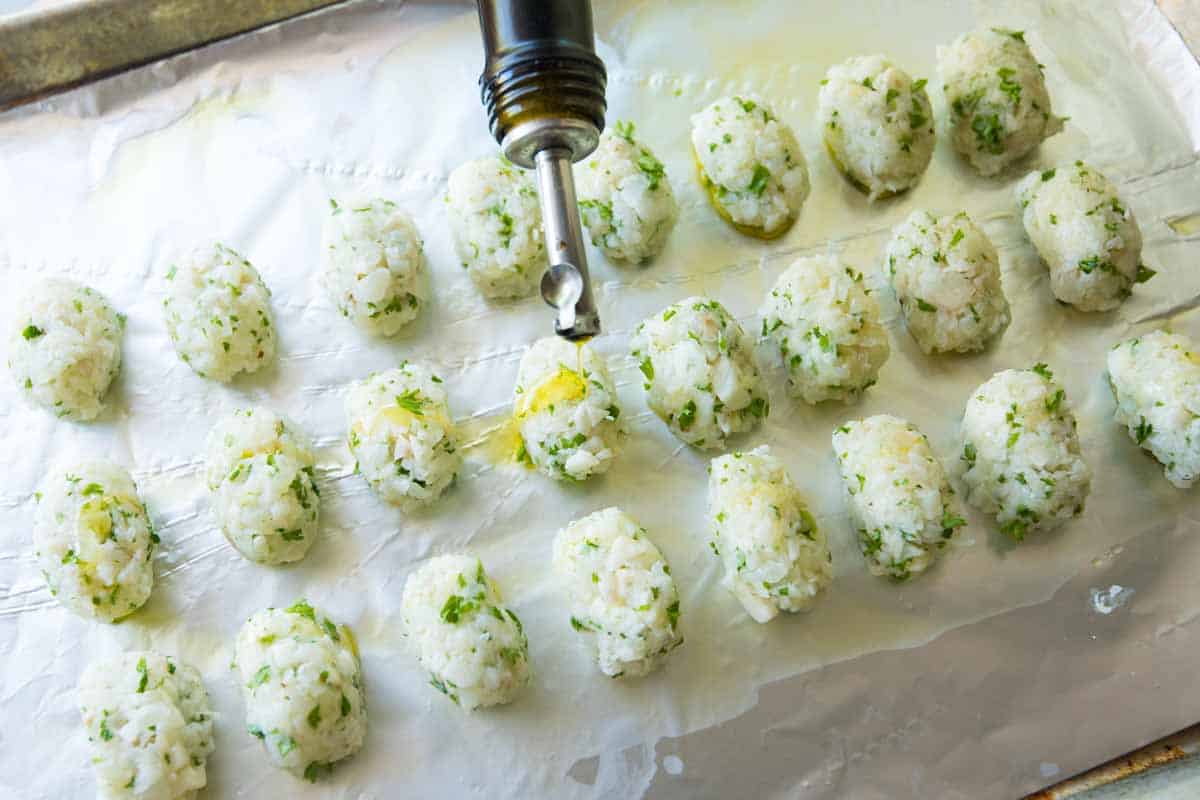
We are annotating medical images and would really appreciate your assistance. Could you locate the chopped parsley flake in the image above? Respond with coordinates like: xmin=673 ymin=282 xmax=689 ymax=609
xmin=677 ymin=400 xmax=697 ymax=431
xmin=971 ymin=113 xmax=1005 ymax=154
xmin=250 ymin=665 xmax=270 ymax=687
xmin=639 ymin=357 xmax=654 ymax=382
xmin=636 ymin=150 xmax=666 ymax=191
xmin=992 ymin=28 xmax=1026 ymax=42
xmin=747 ymin=164 xmax=771 ymax=196
xmin=439 ymin=594 xmax=476 ymax=624
xmin=394 ymin=389 xmax=426 ymax=416
xmin=997 ymin=67 xmax=1022 ymax=107
xmin=962 ymin=442 xmax=977 ymax=466
xmin=286 ymin=599 xmax=316 ymax=621
xmin=136 ymin=657 xmax=148 ymax=693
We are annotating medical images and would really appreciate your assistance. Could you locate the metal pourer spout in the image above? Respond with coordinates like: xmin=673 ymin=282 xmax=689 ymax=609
xmin=476 ymin=0 xmax=606 ymax=339
xmin=531 ymin=143 xmax=599 ymax=339
xmin=500 ymin=118 xmax=600 ymax=339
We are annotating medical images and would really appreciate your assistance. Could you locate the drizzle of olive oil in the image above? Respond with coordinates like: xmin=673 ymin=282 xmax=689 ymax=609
xmin=461 ymin=341 xmax=591 ymax=468
xmin=459 ymin=412 xmax=527 ymax=468
xmin=1167 ymin=213 xmax=1200 ymax=236
xmin=515 ymin=367 xmax=587 ymax=418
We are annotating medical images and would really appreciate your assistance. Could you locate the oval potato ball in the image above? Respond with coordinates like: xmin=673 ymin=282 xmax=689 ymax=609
xmin=35 ymin=460 xmax=156 ymax=622
xmin=553 ymin=507 xmax=683 ymax=678
xmin=345 ymin=363 xmax=461 ymax=509
xmin=817 ymin=54 xmax=935 ymax=200
xmin=236 ymin=600 xmax=367 ymax=781
xmin=690 ymin=95 xmax=810 ymax=238
xmin=8 ymin=277 xmax=123 ymax=421
xmin=162 ymin=243 xmax=277 ymax=382
xmin=204 ymin=407 xmax=320 ymax=565
xmin=630 ymin=296 xmax=769 ymax=449
xmin=79 ymin=651 xmax=215 ymax=800
xmin=321 ymin=197 xmax=425 ymax=336
xmin=1017 ymin=161 xmax=1148 ymax=311
xmin=401 ymin=554 xmax=531 ymax=710
xmin=1107 ymin=330 xmax=1200 ymax=488
xmin=707 ymin=446 xmax=832 ymax=622
xmin=759 ymin=254 xmax=890 ymax=404
xmin=885 ymin=210 xmax=1011 ymax=353
xmin=576 ymin=121 xmax=678 ymax=264
xmin=938 ymin=27 xmax=1063 ymax=175
xmin=446 ymin=156 xmax=544 ymax=299
xmin=514 ymin=337 xmax=623 ymax=481
xmin=960 ymin=365 xmax=1091 ymax=540
xmin=833 ymin=415 xmax=965 ymax=580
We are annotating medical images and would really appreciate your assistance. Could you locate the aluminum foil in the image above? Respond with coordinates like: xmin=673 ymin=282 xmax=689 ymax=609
xmin=1 ymin=1 xmax=1198 ymax=797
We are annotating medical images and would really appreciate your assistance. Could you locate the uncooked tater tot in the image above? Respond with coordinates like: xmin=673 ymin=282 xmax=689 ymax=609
xmin=1107 ymin=331 xmax=1200 ymax=488
xmin=514 ymin=337 xmax=622 ymax=481
xmin=162 ymin=243 xmax=276 ymax=382
xmin=631 ymin=297 xmax=768 ymax=449
xmin=817 ymin=55 xmax=935 ymax=200
xmin=345 ymin=363 xmax=461 ymax=509
xmin=833 ymin=415 xmax=965 ymax=580
xmin=960 ymin=365 xmax=1091 ymax=539
xmin=79 ymin=651 xmax=215 ymax=799
xmin=205 ymin=407 xmax=320 ymax=565
xmin=885 ymin=210 xmax=1010 ymax=354
xmin=576 ymin=121 xmax=678 ymax=264
xmin=321 ymin=197 xmax=425 ymax=335
xmin=553 ymin=507 xmax=683 ymax=678
xmin=401 ymin=555 xmax=531 ymax=710
xmin=1017 ymin=161 xmax=1150 ymax=311
xmin=708 ymin=446 xmax=832 ymax=622
xmin=445 ymin=156 xmax=544 ymax=299
xmin=35 ymin=460 xmax=156 ymax=622
xmin=690 ymin=95 xmax=809 ymax=238
xmin=235 ymin=600 xmax=367 ymax=781
xmin=759 ymin=255 xmax=890 ymax=404
xmin=938 ymin=27 xmax=1063 ymax=175
xmin=9 ymin=277 xmax=123 ymax=421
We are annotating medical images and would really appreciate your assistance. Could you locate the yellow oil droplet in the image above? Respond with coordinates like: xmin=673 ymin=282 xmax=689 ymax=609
xmin=1167 ymin=213 xmax=1200 ymax=236
xmin=462 ymin=343 xmax=591 ymax=469
xmin=459 ymin=412 xmax=528 ymax=468
xmin=516 ymin=366 xmax=588 ymax=419
xmin=691 ymin=143 xmax=794 ymax=240
xmin=79 ymin=500 xmax=114 ymax=543
xmin=379 ymin=405 xmax=421 ymax=428
xmin=372 ymin=404 xmax=449 ymax=434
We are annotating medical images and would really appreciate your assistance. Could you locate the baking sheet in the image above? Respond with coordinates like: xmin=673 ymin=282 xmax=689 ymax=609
xmin=1 ymin=0 xmax=1199 ymax=797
